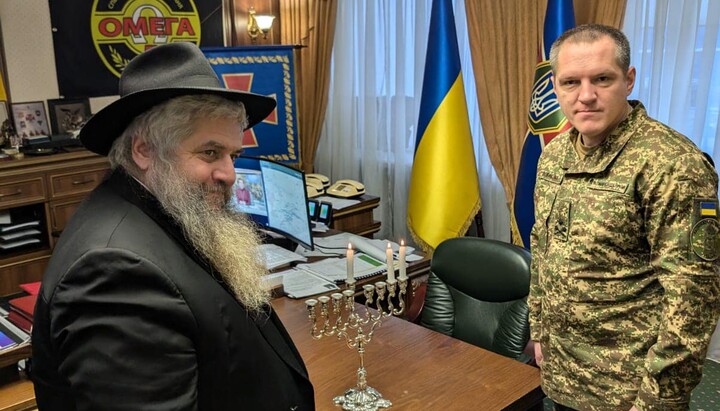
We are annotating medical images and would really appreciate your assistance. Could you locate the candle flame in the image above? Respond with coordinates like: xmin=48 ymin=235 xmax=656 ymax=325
xmin=401 ymin=239 xmax=405 ymax=246
xmin=348 ymin=243 xmax=353 ymax=250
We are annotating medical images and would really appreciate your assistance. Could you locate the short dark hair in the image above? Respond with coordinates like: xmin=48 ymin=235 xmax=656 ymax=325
xmin=549 ymin=24 xmax=631 ymax=74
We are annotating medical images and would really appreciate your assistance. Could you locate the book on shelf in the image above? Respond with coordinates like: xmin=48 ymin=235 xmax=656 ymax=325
xmin=7 ymin=311 xmax=32 ymax=333
xmin=9 ymin=294 xmax=37 ymax=319
xmin=19 ymin=281 xmax=41 ymax=296
xmin=7 ymin=294 xmax=37 ymax=334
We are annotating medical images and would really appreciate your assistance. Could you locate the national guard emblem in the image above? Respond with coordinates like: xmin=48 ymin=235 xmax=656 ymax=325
xmin=527 ymin=61 xmax=568 ymax=135
xmin=91 ymin=0 xmax=201 ymax=78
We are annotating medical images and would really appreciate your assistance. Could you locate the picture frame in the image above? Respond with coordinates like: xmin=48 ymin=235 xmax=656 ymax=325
xmin=47 ymin=98 xmax=91 ymax=136
xmin=10 ymin=101 xmax=50 ymax=138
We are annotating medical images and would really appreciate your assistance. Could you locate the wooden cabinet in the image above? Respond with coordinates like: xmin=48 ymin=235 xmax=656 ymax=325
xmin=0 ymin=176 xmax=46 ymax=210
xmin=330 ymin=194 xmax=381 ymax=238
xmin=0 ymin=151 xmax=109 ymax=297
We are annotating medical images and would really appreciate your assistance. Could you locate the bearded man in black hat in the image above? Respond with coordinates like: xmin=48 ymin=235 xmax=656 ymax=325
xmin=31 ymin=42 xmax=315 ymax=410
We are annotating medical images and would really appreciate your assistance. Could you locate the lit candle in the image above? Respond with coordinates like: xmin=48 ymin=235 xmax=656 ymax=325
xmin=398 ymin=239 xmax=407 ymax=280
xmin=386 ymin=242 xmax=395 ymax=281
xmin=346 ymin=243 xmax=354 ymax=283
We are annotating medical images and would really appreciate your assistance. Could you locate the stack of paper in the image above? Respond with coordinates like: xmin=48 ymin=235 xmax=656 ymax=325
xmin=257 ymin=243 xmax=307 ymax=270
xmin=0 ymin=221 xmax=42 ymax=251
xmin=279 ymin=268 xmax=339 ymax=298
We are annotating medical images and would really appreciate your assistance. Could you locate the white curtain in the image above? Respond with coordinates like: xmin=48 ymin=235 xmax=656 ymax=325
xmin=314 ymin=0 xmax=510 ymax=245
xmin=623 ymin=0 xmax=720 ymax=361
xmin=624 ymin=0 xmax=720 ymax=163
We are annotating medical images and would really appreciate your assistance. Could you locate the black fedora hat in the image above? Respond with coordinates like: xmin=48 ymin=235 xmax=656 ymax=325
xmin=79 ymin=42 xmax=276 ymax=156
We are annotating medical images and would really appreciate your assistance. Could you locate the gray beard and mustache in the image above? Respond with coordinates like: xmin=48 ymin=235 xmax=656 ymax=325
xmin=144 ymin=161 xmax=270 ymax=312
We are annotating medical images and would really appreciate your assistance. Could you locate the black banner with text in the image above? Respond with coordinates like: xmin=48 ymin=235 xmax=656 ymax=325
xmin=49 ymin=0 xmax=224 ymax=98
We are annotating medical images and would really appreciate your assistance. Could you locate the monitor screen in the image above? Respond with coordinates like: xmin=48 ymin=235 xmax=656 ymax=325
xmin=231 ymin=156 xmax=314 ymax=250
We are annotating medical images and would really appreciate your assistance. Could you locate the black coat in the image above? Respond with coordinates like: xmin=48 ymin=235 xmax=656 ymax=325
xmin=32 ymin=170 xmax=315 ymax=410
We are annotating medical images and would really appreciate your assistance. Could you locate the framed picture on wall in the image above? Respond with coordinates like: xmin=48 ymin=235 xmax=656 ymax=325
xmin=47 ymin=98 xmax=91 ymax=136
xmin=11 ymin=101 xmax=50 ymax=138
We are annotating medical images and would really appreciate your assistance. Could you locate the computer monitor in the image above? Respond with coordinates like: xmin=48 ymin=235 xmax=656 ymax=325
xmin=231 ymin=156 xmax=314 ymax=250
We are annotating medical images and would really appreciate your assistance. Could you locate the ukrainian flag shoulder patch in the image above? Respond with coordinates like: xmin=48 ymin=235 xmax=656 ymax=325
xmin=691 ymin=198 xmax=720 ymax=261
xmin=700 ymin=200 xmax=717 ymax=217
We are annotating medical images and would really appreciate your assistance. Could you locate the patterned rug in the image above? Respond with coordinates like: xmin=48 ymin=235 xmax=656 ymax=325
xmin=691 ymin=358 xmax=719 ymax=411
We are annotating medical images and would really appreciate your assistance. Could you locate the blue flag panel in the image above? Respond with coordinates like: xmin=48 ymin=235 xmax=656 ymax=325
xmin=512 ymin=0 xmax=575 ymax=249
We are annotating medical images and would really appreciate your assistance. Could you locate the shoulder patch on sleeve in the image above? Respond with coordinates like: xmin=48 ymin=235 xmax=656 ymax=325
xmin=699 ymin=200 xmax=718 ymax=217
xmin=691 ymin=199 xmax=720 ymax=261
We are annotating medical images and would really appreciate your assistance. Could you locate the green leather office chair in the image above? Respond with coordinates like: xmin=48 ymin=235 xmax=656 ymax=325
xmin=419 ymin=237 xmax=532 ymax=362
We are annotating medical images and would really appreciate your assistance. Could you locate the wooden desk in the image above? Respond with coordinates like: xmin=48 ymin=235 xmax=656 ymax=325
xmin=0 ymin=379 xmax=35 ymax=411
xmin=273 ymin=298 xmax=544 ymax=410
xmin=0 ymin=345 xmax=35 ymax=411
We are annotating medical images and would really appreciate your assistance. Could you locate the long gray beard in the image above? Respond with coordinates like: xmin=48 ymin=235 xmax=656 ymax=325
xmin=144 ymin=162 xmax=270 ymax=312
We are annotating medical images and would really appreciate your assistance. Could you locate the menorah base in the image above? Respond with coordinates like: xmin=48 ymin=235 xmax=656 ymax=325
xmin=333 ymin=386 xmax=392 ymax=411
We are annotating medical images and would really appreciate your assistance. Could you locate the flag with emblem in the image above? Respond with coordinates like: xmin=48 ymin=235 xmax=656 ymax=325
xmin=48 ymin=0 xmax=224 ymax=97
xmin=512 ymin=0 xmax=575 ymax=249
xmin=407 ymin=0 xmax=480 ymax=252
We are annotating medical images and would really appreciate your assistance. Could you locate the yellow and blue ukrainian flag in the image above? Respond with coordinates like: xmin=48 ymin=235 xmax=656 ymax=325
xmin=407 ymin=0 xmax=480 ymax=252
xmin=701 ymin=201 xmax=717 ymax=217
xmin=512 ymin=0 xmax=575 ymax=248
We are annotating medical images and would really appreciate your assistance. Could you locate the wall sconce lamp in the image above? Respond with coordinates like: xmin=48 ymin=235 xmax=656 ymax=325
xmin=247 ymin=6 xmax=276 ymax=43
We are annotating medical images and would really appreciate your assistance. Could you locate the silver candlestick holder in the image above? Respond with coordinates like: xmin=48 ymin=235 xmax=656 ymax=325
xmin=305 ymin=277 xmax=408 ymax=410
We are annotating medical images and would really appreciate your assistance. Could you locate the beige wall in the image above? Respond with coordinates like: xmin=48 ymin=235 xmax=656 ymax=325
xmin=0 ymin=0 xmax=117 ymax=115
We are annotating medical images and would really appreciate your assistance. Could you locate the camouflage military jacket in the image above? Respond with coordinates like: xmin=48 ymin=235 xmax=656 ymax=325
xmin=528 ymin=101 xmax=720 ymax=411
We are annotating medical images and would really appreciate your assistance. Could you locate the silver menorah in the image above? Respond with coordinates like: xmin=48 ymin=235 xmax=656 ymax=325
xmin=305 ymin=277 xmax=408 ymax=410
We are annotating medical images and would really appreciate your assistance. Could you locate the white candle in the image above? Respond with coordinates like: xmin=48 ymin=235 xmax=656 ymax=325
xmin=347 ymin=243 xmax=354 ymax=283
xmin=386 ymin=242 xmax=395 ymax=281
xmin=398 ymin=239 xmax=407 ymax=280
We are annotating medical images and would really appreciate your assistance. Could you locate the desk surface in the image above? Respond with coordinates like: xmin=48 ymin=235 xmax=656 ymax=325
xmin=272 ymin=297 xmax=544 ymax=411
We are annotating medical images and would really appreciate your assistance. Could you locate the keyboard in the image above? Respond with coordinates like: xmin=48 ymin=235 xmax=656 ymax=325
xmin=258 ymin=243 xmax=307 ymax=270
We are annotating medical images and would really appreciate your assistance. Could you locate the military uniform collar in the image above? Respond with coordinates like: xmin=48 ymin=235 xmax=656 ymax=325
xmin=560 ymin=100 xmax=645 ymax=174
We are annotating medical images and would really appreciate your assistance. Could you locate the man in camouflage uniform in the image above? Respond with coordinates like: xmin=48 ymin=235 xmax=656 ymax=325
xmin=529 ymin=24 xmax=720 ymax=411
